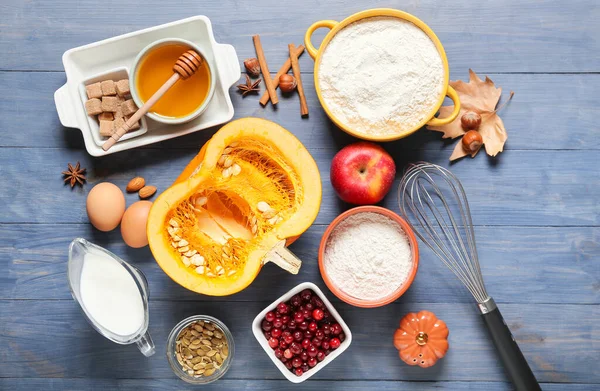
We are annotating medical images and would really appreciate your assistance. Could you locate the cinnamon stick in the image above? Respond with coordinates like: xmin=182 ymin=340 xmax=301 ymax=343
xmin=288 ymin=43 xmax=308 ymax=117
xmin=252 ymin=35 xmax=278 ymax=105
xmin=259 ymin=45 xmax=305 ymax=106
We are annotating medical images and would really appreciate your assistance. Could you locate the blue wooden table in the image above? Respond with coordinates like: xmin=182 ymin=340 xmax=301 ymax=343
xmin=1 ymin=1 xmax=598 ymax=390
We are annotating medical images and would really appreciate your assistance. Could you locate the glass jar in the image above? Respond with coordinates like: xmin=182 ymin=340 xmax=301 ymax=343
xmin=167 ymin=315 xmax=234 ymax=384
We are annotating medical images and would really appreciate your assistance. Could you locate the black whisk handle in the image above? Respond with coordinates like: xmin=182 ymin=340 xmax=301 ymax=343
xmin=481 ymin=307 xmax=541 ymax=391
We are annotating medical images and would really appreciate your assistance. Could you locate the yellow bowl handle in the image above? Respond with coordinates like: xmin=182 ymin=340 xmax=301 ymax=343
xmin=305 ymin=20 xmax=338 ymax=60
xmin=426 ymin=85 xmax=461 ymax=127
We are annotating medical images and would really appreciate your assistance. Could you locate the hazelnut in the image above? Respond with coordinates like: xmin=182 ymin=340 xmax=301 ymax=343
xmin=243 ymin=58 xmax=261 ymax=77
xmin=462 ymin=130 xmax=483 ymax=153
xmin=461 ymin=111 xmax=482 ymax=130
xmin=279 ymin=74 xmax=297 ymax=93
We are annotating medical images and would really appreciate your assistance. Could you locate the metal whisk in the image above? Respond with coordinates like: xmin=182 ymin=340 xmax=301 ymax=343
xmin=398 ymin=162 xmax=540 ymax=391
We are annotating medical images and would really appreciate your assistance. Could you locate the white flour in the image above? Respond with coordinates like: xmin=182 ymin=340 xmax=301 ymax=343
xmin=323 ymin=212 xmax=413 ymax=301
xmin=318 ymin=17 xmax=444 ymax=136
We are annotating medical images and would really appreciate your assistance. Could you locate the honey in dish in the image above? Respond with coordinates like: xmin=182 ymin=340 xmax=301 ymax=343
xmin=136 ymin=44 xmax=211 ymax=118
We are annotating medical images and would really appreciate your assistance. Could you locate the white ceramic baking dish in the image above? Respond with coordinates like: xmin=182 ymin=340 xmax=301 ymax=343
xmin=54 ymin=15 xmax=240 ymax=156
xmin=252 ymin=282 xmax=352 ymax=383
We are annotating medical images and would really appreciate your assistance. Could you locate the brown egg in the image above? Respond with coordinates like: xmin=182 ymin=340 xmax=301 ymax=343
xmin=121 ymin=201 xmax=153 ymax=248
xmin=86 ymin=183 xmax=126 ymax=232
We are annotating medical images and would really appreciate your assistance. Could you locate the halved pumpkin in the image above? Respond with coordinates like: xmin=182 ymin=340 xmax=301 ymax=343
xmin=147 ymin=118 xmax=322 ymax=296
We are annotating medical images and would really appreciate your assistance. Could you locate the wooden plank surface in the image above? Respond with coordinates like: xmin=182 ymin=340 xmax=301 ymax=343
xmin=1 ymin=300 xmax=598 ymax=382
xmin=1 ymin=72 xmax=599 ymax=150
xmin=1 ymin=0 xmax=598 ymax=389
xmin=1 ymin=224 xmax=598 ymax=304
xmin=0 ymin=0 xmax=598 ymax=72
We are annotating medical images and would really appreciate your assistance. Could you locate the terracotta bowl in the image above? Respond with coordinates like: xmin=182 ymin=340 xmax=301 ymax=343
xmin=318 ymin=206 xmax=419 ymax=308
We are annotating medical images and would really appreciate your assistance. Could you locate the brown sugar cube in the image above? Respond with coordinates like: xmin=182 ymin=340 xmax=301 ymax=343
xmin=112 ymin=116 xmax=126 ymax=133
xmin=101 ymin=96 xmax=119 ymax=112
xmin=99 ymin=120 xmax=114 ymax=137
xmin=121 ymin=99 xmax=138 ymax=116
xmin=115 ymin=79 xmax=130 ymax=97
xmin=85 ymin=98 xmax=102 ymax=116
xmin=86 ymin=82 xmax=103 ymax=99
xmin=125 ymin=114 xmax=141 ymax=131
xmin=98 ymin=112 xmax=114 ymax=121
xmin=101 ymin=80 xmax=116 ymax=96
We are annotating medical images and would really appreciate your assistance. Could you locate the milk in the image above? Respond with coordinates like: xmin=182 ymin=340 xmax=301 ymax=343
xmin=79 ymin=251 xmax=144 ymax=336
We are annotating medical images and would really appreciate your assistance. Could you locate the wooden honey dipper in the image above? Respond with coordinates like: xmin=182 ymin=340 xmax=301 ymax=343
xmin=102 ymin=50 xmax=203 ymax=151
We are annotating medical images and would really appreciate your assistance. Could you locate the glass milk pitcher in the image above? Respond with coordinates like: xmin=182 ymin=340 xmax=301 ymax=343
xmin=67 ymin=238 xmax=155 ymax=357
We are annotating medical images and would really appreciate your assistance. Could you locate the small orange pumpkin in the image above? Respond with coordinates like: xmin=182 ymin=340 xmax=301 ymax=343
xmin=393 ymin=310 xmax=449 ymax=368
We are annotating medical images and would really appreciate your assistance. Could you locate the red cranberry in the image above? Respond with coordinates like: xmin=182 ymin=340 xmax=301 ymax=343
xmin=293 ymin=331 xmax=303 ymax=341
xmin=302 ymin=309 xmax=312 ymax=320
xmin=298 ymin=321 xmax=308 ymax=330
xmin=282 ymin=331 xmax=294 ymax=344
xmin=294 ymin=367 xmax=303 ymax=376
xmin=322 ymin=324 xmax=331 ymax=335
xmin=271 ymin=328 xmax=282 ymax=338
xmin=292 ymin=357 xmax=302 ymax=368
xmin=307 ymin=345 xmax=318 ymax=357
xmin=273 ymin=318 xmax=283 ymax=328
xmin=264 ymin=331 xmax=271 ymax=339
xmin=284 ymin=349 xmax=293 ymax=359
xmin=281 ymin=324 xmax=287 ymax=331
xmin=274 ymin=348 xmax=283 ymax=358
xmin=311 ymin=296 xmax=325 ymax=308
xmin=268 ymin=337 xmax=279 ymax=349
xmin=339 ymin=333 xmax=345 ymax=342
xmin=322 ymin=310 xmax=331 ymax=319
xmin=316 ymin=350 xmax=326 ymax=362
xmin=290 ymin=295 xmax=302 ymax=307
xmin=287 ymin=321 xmax=297 ymax=330
xmin=280 ymin=356 xmax=287 ymax=363
xmin=308 ymin=321 xmax=318 ymax=332
xmin=285 ymin=360 xmax=293 ymax=370
xmin=294 ymin=311 xmax=304 ymax=323
xmin=312 ymin=308 xmax=324 ymax=321
xmin=281 ymin=315 xmax=290 ymax=324
xmin=308 ymin=357 xmax=317 ymax=367
xmin=279 ymin=341 xmax=288 ymax=350
xmin=321 ymin=340 xmax=330 ymax=350
xmin=325 ymin=350 xmax=332 ymax=356
xmin=311 ymin=337 xmax=321 ymax=348
xmin=305 ymin=303 xmax=314 ymax=311
xmin=301 ymin=338 xmax=311 ymax=349
xmin=331 ymin=324 xmax=342 ymax=335
xmin=261 ymin=320 xmax=272 ymax=331
xmin=290 ymin=342 xmax=302 ymax=355
xmin=265 ymin=311 xmax=276 ymax=322
xmin=277 ymin=302 xmax=289 ymax=314
xmin=301 ymin=363 xmax=309 ymax=372
xmin=301 ymin=289 xmax=312 ymax=302
xmin=303 ymin=330 xmax=314 ymax=339
xmin=315 ymin=330 xmax=324 ymax=340
xmin=330 ymin=337 xmax=341 ymax=349
xmin=300 ymin=351 xmax=309 ymax=362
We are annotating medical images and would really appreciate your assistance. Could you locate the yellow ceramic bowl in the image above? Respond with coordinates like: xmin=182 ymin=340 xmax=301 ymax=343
xmin=305 ymin=8 xmax=461 ymax=142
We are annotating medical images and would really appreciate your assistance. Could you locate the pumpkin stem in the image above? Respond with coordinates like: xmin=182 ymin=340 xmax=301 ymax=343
xmin=263 ymin=239 xmax=302 ymax=274
xmin=415 ymin=332 xmax=428 ymax=346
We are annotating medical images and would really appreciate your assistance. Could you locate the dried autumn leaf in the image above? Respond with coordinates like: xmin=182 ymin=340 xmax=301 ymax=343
xmin=427 ymin=69 xmax=512 ymax=161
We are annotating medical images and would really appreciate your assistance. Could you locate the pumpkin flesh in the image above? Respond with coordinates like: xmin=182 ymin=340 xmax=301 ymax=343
xmin=148 ymin=118 xmax=321 ymax=296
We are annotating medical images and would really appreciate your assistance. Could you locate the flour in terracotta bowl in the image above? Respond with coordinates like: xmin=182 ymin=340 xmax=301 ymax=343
xmin=318 ymin=16 xmax=445 ymax=136
xmin=323 ymin=212 xmax=414 ymax=301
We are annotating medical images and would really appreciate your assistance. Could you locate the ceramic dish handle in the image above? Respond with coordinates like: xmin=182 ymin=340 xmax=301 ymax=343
xmin=305 ymin=20 xmax=338 ymax=59
xmin=54 ymin=84 xmax=79 ymax=129
xmin=426 ymin=86 xmax=461 ymax=127
xmin=217 ymin=44 xmax=242 ymax=88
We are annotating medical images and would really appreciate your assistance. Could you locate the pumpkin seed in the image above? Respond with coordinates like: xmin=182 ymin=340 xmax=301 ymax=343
xmin=206 ymin=350 xmax=217 ymax=357
xmin=224 ymin=157 xmax=234 ymax=168
xmin=257 ymin=201 xmax=270 ymax=212
xmin=202 ymin=339 xmax=212 ymax=346
xmin=223 ymin=147 xmax=233 ymax=154
xmin=251 ymin=224 xmax=258 ymax=234
xmin=182 ymin=256 xmax=191 ymax=267
xmin=187 ymin=369 xmax=194 ymax=376
xmin=267 ymin=216 xmax=278 ymax=225
xmin=218 ymin=155 xmax=227 ymax=165
xmin=262 ymin=209 xmax=276 ymax=219
xmin=194 ymin=325 xmax=203 ymax=332
xmin=178 ymin=239 xmax=189 ymax=247
xmin=169 ymin=218 xmax=179 ymax=227
xmin=232 ymin=164 xmax=241 ymax=176
xmin=216 ymin=265 xmax=225 ymax=275
xmin=195 ymin=196 xmax=207 ymax=207
xmin=204 ymin=368 xmax=216 ymax=376
xmin=206 ymin=271 xmax=216 ymax=277
xmin=195 ymin=266 xmax=205 ymax=275
xmin=205 ymin=363 xmax=215 ymax=369
xmin=227 ymin=270 xmax=236 ymax=277
xmin=222 ymin=167 xmax=232 ymax=178
xmin=184 ymin=249 xmax=198 ymax=257
xmin=215 ymin=353 xmax=223 ymax=364
xmin=182 ymin=338 xmax=190 ymax=346
xmin=178 ymin=246 xmax=190 ymax=253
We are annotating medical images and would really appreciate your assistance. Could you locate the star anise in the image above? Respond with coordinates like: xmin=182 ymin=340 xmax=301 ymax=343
xmin=62 ymin=162 xmax=87 ymax=188
xmin=237 ymin=75 xmax=261 ymax=96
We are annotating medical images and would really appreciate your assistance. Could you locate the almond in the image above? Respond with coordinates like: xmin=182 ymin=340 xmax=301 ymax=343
xmin=126 ymin=177 xmax=145 ymax=192
xmin=139 ymin=185 xmax=157 ymax=199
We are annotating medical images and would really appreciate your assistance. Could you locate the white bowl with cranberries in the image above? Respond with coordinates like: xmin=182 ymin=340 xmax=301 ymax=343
xmin=252 ymin=282 xmax=352 ymax=383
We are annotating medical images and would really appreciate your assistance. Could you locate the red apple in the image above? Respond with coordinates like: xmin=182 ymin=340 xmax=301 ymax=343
xmin=330 ymin=142 xmax=396 ymax=205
